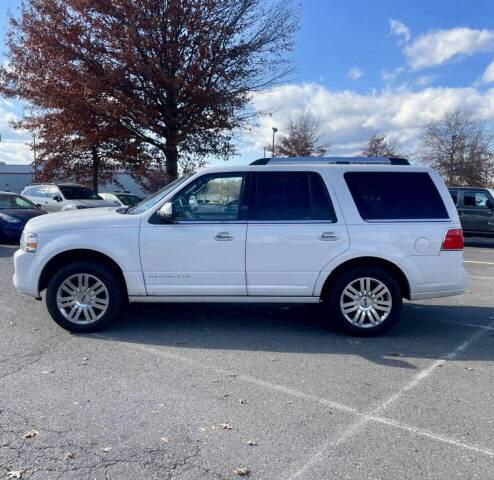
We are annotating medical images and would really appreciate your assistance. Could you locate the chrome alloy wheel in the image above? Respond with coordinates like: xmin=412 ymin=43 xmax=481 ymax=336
xmin=56 ymin=273 xmax=109 ymax=324
xmin=339 ymin=277 xmax=392 ymax=328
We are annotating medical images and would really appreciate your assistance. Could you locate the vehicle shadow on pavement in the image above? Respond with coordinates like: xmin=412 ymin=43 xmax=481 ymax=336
xmin=87 ymin=301 xmax=494 ymax=370
xmin=0 ymin=241 xmax=18 ymax=258
xmin=464 ymin=236 xmax=494 ymax=248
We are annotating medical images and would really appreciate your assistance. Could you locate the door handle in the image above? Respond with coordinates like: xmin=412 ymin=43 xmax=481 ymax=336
xmin=214 ymin=232 xmax=233 ymax=241
xmin=320 ymin=231 xmax=339 ymax=241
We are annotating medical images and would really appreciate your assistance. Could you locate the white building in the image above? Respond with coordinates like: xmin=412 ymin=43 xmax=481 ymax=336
xmin=0 ymin=162 xmax=147 ymax=196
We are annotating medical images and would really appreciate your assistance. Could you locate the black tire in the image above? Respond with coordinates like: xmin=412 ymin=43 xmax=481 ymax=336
xmin=324 ymin=266 xmax=402 ymax=337
xmin=46 ymin=260 xmax=123 ymax=333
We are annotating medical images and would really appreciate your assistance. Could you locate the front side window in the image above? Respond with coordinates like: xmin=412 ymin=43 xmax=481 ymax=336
xmin=172 ymin=173 xmax=245 ymax=221
xmin=251 ymin=171 xmax=336 ymax=222
xmin=463 ymin=190 xmax=490 ymax=208
xmin=345 ymin=172 xmax=449 ymax=221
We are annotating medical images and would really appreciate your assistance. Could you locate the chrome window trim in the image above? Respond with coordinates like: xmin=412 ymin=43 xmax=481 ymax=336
xmin=363 ymin=218 xmax=450 ymax=223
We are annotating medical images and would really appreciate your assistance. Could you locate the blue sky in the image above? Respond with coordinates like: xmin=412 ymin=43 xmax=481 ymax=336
xmin=2 ymin=0 xmax=494 ymax=164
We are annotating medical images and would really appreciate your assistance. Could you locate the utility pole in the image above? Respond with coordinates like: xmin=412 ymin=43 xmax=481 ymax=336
xmin=272 ymin=127 xmax=278 ymax=158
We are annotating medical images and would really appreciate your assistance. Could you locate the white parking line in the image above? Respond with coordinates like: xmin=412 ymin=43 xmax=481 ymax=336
xmin=287 ymin=318 xmax=494 ymax=480
xmin=92 ymin=324 xmax=494 ymax=473
xmin=464 ymin=260 xmax=494 ymax=265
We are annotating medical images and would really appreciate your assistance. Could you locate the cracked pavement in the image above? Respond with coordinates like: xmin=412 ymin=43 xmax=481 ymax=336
xmin=1 ymin=238 xmax=494 ymax=479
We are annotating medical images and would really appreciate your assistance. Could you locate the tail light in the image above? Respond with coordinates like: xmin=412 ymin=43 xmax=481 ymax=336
xmin=441 ymin=228 xmax=464 ymax=250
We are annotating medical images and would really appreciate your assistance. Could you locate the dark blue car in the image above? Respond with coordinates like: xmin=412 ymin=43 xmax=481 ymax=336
xmin=0 ymin=191 xmax=47 ymax=242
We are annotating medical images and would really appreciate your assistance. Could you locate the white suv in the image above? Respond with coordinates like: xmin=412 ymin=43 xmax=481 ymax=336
xmin=21 ymin=183 xmax=118 ymax=212
xmin=13 ymin=157 xmax=467 ymax=336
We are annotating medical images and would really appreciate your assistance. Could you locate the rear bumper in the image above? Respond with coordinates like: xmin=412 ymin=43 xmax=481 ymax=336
xmin=401 ymin=251 xmax=467 ymax=300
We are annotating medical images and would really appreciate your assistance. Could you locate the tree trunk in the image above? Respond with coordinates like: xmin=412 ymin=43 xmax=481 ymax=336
xmin=164 ymin=145 xmax=178 ymax=183
xmin=91 ymin=147 xmax=99 ymax=193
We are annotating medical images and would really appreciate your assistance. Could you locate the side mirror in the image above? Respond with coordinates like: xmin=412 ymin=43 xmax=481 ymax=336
xmin=53 ymin=195 xmax=62 ymax=202
xmin=157 ymin=202 xmax=174 ymax=222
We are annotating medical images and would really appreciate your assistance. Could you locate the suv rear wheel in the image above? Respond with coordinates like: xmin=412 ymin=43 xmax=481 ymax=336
xmin=325 ymin=266 xmax=402 ymax=336
xmin=46 ymin=260 xmax=123 ymax=332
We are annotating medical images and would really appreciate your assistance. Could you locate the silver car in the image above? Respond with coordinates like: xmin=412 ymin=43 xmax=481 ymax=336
xmin=21 ymin=184 xmax=119 ymax=212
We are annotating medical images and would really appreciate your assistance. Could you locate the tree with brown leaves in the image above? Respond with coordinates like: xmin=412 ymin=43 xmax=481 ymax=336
xmin=360 ymin=134 xmax=400 ymax=158
xmin=420 ymin=110 xmax=494 ymax=186
xmin=1 ymin=0 xmax=299 ymax=188
xmin=266 ymin=112 xmax=331 ymax=157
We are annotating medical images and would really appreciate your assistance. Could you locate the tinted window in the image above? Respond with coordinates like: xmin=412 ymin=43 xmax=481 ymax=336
xmin=345 ymin=172 xmax=449 ymax=220
xmin=449 ymin=190 xmax=458 ymax=206
xmin=58 ymin=186 xmax=100 ymax=200
xmin=464 ymin=190 xmax=490 ymax=208
xmin=172 ymin=173 xmax=245 ymax=221
xmin=252 ymin=172 xmax=336 ymax=221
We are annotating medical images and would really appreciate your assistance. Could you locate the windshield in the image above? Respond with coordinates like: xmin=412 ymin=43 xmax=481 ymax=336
xmin=0 ymin=194 xmax=37 ymax=209
xmin=117 ymin=194 xmax=143 ymax=206
xmin=59 ymin=186 xmax=102 ymax=200
xmin=126 ymin=172 xmax=196 ymax=214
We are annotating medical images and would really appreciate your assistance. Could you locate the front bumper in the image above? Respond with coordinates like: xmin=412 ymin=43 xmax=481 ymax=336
xmin=13 ymin=249 xmax=40 ymax=297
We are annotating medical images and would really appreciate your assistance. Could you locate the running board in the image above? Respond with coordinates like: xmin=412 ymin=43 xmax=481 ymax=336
xmin=128 ymin=296 xmax=320 ymax=303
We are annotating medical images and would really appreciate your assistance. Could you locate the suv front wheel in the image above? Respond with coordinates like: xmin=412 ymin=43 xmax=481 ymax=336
xmin=325 ymin=267 xmax=402 ymax=336
xmin=46 ymin=260 xmax=123 ymax=333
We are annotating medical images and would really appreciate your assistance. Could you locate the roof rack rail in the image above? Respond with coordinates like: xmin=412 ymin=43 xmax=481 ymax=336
xmin=250 ymin=156 xmax=410 ymax=166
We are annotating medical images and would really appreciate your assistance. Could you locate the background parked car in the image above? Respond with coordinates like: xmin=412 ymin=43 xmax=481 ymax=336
xmin=0 ymin=191 xmax=46 ymax=241
xmin=99 ymin=192 xmax=143 ymax=207
xmin=448 ymin=187 xmax=494 ymax=236
xmin=21 ymin=184 xmax=119 ymax=212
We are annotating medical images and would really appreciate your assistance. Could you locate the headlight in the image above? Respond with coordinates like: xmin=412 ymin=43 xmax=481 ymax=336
xmin=0 ymin=213 xmax=22 ymax=224
xmin=20 ymin=232 xmax=38 ymax=252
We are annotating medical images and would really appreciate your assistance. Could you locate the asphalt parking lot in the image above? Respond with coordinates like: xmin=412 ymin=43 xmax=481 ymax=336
xmin=1 ymin=239 xmax=493 ymax=480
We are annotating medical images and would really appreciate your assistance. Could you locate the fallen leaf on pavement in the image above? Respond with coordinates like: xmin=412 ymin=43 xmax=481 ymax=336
xmin=233 ymin=467 xmax=250 ymax=476
xmin=151 ymin=410 xmax=158 ymax=414
xmin=199 ymin=427 xmax=207 ymax=432
xmin=101 ymin=446 xmax=112 ymax=453
xmin=245 ymin=440 xmax=257 ymax=446
xmin=220 ymin=423 xmax=233 ymax=430
xmin=64 ymin=452 xmax=75 ymax=460
xmin=239 ymin=399 xmax=246 ymax=404
xmin=465 ymin=367 xmax=474 ymax=371
xmin=7 ymin=470 xmax=25 ymax=479
xmin=23 ymin=430 xmax=38 ymax=439
xmin=160 ymin=436 xmax=168 ymax=443
xmin=210 ymin=425 xmax=217 ymax=430
xmin=222 ymin=394 xmax=230 ymax=398
xmin=228 ymin=373 xmax=237 ymax=378
xmin=388 ymin=352 xmax=405 ymax=357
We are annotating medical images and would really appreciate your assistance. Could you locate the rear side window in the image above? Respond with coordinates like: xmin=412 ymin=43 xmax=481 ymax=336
xmin=449 ymin=190 xmax=458 ymax=206
xmin=463 ymin=190 xmax=490 ymax=208
xmin=252 ymin=172 xmax=336 ymax=222
xmin=344 ymin=172 xmax=449 ymax=221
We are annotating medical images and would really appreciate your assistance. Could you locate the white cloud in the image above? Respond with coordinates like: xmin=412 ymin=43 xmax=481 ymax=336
xmin=479 ymin=59 xmax=494 ymax=84
xmin=416 ymin=75 xmax=436 ymax=86
xmin=347 ymin=67 xmax=363 ymax=80
xmin=389 ymin=19 xmax=411 ymax=44
xmin=246 ymin=82 xmax=494 ymax=157
xmin=381 ymin=67 xmax=405 ymax=82
xmin=404 ymin=27 xmax=494 ymax=70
